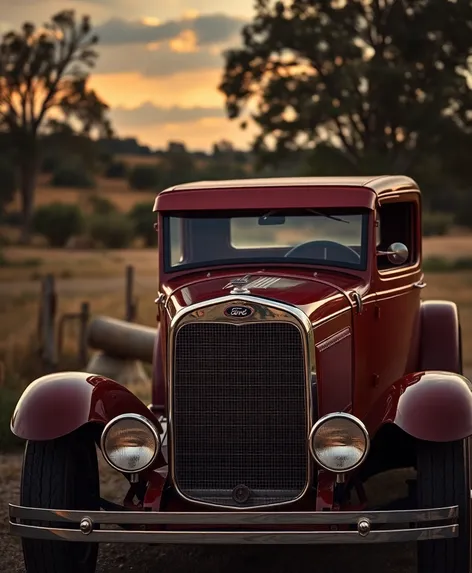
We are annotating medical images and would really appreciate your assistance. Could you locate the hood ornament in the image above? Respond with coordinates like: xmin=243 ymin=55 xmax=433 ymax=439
xmin=229 ymin=275 xmax=252 ymax=294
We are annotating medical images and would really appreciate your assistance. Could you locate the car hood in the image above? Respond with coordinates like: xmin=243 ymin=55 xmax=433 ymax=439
xmin=163 ymin=268 xmax=369 ymax=324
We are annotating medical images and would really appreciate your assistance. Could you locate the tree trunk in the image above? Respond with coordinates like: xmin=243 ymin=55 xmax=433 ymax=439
xmin=18 ymin=152 xmax=39 ymax=245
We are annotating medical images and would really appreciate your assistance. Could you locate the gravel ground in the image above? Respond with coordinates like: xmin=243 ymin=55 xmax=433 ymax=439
xmin=0 ymin=452 xmax=417 ymax=573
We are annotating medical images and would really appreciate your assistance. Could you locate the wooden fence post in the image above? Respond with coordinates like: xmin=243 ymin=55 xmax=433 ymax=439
xmin=40 ymin=273 xmax=57 ymax=373
xmin=125 ymin=265 xmax=137 ymax=322
xmin=78 ymin=301 xmax=90 ymax=368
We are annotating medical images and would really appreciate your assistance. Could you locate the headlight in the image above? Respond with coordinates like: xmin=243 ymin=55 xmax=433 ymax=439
xmin=309 ymin=413 xmax=369 ymax=473
xmin=101 ymin=414 xmax=160 ymax=473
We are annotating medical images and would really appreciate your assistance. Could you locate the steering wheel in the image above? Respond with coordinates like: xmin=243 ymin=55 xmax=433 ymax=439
xmin=284 ymin=240 xmax=360 ymax=264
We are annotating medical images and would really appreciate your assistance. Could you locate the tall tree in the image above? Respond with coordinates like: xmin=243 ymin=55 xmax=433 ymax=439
xmin=0 ymin=10 xmax=113 ymax=242
xmin=220 ymin=0 xmax=472 ymax=173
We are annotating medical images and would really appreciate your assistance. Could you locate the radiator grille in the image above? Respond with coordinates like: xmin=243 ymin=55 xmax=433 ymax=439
xmin=172 ymin=320 xmax=309 ymax=508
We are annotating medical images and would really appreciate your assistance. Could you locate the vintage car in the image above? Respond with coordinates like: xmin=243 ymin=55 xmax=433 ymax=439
xmin=8 ymin=175 xmax=472 ymax=573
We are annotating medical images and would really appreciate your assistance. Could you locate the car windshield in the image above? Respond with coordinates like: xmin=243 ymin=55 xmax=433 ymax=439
xmin=163 ymin=208 xmax=369 ymax=272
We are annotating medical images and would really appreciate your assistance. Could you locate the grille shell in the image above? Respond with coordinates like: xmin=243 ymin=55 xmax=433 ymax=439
xmin=171 ymin=319 xmax=309 ymax=508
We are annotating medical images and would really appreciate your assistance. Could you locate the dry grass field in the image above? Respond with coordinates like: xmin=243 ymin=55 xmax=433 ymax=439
xmin=9 ymin=173 xmax=156 ymax=215
xmin=1 ymin=233 xmax=471 ymax=382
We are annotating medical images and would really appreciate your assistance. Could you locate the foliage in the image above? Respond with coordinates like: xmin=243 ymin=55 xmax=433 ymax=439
xmin=128 ymin=165 xmax=160 ymax=190
xmin=87 ymin=211 xmax=134 ymax=248
xmin=0 ymin=10 xmax=113 ymax=240
xmin=0 ymin=387 xmax=23 ymax=452
xmin=0 ymin=158 xmax=17 ymax=214
xmin=422 ymin=212 xmax=454 ymax=237
xmin=50 ymin=157 xmax=96 ymax=188
xmin=423 ymin=256 xmax=472 ymax=273
xmin=128 ymin=202 xmax=157 ymax=247
xmin=105 ymin=159 xmax=128 ymax=179
xmin=454 ymin=191 xmax=472 ymax=230
xmin=87 ymin=194 xmax=116 ymax=215
xmin=220 ymin=0 xmax=472 ymax=177
xmin=33 ymin=202 xmax=85 ymax=247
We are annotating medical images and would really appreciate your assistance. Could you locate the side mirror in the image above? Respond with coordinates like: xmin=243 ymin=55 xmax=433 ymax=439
xmin=377 ymin=242 xmax=409 ymax=265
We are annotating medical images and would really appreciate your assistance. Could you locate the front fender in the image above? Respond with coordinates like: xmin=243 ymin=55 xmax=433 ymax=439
xmin=394 ymin=371 xmax=472 ymax=442
xmin=11 ymin=371 xmax=159 ymax=441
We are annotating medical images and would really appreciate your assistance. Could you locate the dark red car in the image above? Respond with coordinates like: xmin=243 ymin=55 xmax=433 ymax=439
xmin=9 ymin=176 xmax=472 ymax=573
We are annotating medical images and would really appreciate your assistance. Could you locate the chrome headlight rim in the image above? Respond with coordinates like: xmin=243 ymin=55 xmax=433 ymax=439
xmin=309 ymin=412 xmax=370 ymax=473
xmin=100 ymin=413 xmax=161 ymax=474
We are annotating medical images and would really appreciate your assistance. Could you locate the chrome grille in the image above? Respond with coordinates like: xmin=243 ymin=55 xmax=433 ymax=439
xmin=172 ymin=321 xmax=309 ymax=508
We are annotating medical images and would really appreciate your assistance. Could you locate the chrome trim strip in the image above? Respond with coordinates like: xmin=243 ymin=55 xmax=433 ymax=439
xmin=9 ymin=523 xmax=458 ymax=544
xmin=167 ymin=294 xmax=315 ymax=510
xmin=9 ymin=504 xmax=458 ymax=525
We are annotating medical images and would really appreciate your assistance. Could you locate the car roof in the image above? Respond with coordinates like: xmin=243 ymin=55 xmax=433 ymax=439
xmin=158 ymin=175 xmax=419 ymax=197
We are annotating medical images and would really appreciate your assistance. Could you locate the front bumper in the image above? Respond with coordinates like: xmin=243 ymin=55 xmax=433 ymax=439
xmin=9 ymin=504 xmax=458 ymax=544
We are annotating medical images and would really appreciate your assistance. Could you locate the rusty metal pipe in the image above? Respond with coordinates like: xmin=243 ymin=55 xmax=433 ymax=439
xmin=86 ymin=316 xmax=157 ymax=364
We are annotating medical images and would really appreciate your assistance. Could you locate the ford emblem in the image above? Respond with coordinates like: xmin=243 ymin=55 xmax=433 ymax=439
xmin=224 ymin=305 xmax=254 ymax=318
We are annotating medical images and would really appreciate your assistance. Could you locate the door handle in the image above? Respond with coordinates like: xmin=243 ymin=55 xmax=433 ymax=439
xmin=413 ymin=280 xmax=427 ymax=289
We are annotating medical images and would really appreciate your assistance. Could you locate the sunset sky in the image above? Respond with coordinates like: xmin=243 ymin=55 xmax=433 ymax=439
xmin=1 ymin=0 xmax=258 ymax=150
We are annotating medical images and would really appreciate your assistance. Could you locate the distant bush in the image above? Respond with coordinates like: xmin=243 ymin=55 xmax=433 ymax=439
xmin=0 ymin=159 xmax=17 ymax=214
xmin=422 ymin=211 xmax=454 ymax=237
xmin=0 ymin=210 xmax=22 ymax=227
xmin=128 ymin=165 xmax=159 ymax=190
xmin=104 ymin=160 xmax=128 ymax=179
xmin=87 ymin=212 xmax=134 ymax=249
xmin=454 ymin=194 xmax=472 ymax=230
xmin=128 ymin=202 xmax=157 ymax=247
xmin=88 ymin=195 xmax=117 ymax=215
xmin=0 ymin=387 xmax=23 ymax=452
xmin=33 ymin=203 xmax=85 ymax=247
xmin=40 ymin=154 xmax=59 ymax=174
xmin=423 ymin=256 xmax=472 ymax=273
xmin=51 ymin=159 xmax=96 ymax=189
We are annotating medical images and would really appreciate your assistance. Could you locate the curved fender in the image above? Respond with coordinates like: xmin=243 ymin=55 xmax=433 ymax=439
xmin=11 ymin=371 xmax=159 ymax=441
xmin=419 ymin=300 xmax=462 ymax=373
xmin=394 ymin=371 xmax=472 ymax=442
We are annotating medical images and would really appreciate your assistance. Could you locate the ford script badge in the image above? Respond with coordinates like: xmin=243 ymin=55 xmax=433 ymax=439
xmin=224 ymin=305 xmax=254 ymax=318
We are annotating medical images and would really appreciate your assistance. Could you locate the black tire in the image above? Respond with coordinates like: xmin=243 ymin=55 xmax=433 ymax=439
xmin=20 ymin=425 xmax=100 ymax=573
xmin=417 ymin=438 xmax=471 ymax=573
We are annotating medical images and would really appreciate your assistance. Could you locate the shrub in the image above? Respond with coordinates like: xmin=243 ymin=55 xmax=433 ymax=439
xmin=33 ymin=203 xmax=85 ymax=247
xmin=128 ymin=165 xmax=160 ymax=190
xmin=51 ymin=158 xmax=96 ymax=189
xmin=87 ymin=212 xmax=134 ymax=249
xmin=0 ymin=387 xmax=23 ymax=452
xmin=128 ymin=202 xmax=157 ymax=247
xmin=0 ymin=210 xmax=22 ymax=226
xmin=422 ymin=211 xmax=454 ymax=237
xmin=88 ymin=194 xmax=117 ymax=215
xmin=0 ymin=159 xmax=17 ymax=214
xmin=105 ymin=160 xmax=128 ymax=179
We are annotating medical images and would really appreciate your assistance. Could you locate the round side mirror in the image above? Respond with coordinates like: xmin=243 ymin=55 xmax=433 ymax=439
xmin=387 ymin=242 xmax=409 ymax=265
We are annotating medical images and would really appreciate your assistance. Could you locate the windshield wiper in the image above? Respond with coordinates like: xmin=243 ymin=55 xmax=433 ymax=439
xmin=260 ymin=209 xmax=350 ymax=224
xmin=305 ymin=209 xmax=350 ymax=224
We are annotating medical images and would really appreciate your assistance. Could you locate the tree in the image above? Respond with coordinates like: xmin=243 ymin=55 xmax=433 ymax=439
xmin=220 ymin=0 xmax=472 ymax=174
xmin=0 ymin=11 xmax=113 ymax=242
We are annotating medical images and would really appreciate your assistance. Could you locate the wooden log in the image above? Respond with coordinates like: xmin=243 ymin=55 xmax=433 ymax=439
xmin=86 ymin=316 xmax=157 ymax=364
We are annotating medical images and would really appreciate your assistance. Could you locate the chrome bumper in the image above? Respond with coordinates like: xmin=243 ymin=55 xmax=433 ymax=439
xmin=9 ymin=504 xmax=458 ymax=544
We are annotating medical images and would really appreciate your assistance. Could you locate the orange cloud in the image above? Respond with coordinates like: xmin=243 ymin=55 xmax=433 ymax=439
xmin=88 ymin=69 xmax=225 ymax=108
xmin=169 ymin=29 xmax=198 ymax=53
xmin=118 ymin=116 xmax=255 ymax=149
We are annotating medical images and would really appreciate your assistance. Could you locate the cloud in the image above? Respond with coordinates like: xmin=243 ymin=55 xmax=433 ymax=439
xmin=94 ymin=13 xmax=246 ymax=47
xmin=110 ymin=102 xmax=225 ymax=127
xmin=95 ymin=42 xmax=224 ymax=76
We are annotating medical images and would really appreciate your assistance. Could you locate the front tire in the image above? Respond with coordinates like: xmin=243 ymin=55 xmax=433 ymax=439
xmin=20 ymin=425 xmax=100 ymax=573
xmin=416 ymin=438 xmax=471 ymax=573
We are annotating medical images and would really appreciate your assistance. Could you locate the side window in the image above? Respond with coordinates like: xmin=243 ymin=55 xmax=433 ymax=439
xmin=376 ymin=201 xmax=416 ymax=271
